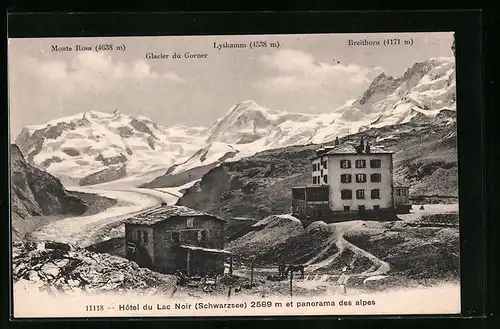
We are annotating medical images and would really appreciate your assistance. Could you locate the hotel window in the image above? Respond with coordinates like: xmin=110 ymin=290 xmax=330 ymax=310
xmin=396 ymin=189 xmax=401 ymax=196
xmin=313 ymin=176 xmax=317 ymax=184
xmin=340 ymin=160 xmax=351 ymax=169
xmin=341 ymin=174 xmax=352 ymax=183
xmin=343 ymin=206 xmax=350 ymax=211
xmin=373 ymin=205 xmax=380 ymax=210
xmin=370 ymin=173 xmax=382 ymax=182
xmin=312 ymin=164 xmax=316 ymax=171
xmin=186 ymin=217 xmax=194 ymax=228
xmin=341 ymin=189 xmax=352 ymax=200
xmin=355 ymin=159 xmax=366 ymax=168
xmin=371 ymin=189 xmax=380 ymax=199
xmin=358 ymin=205 xmax=366 ymax=211
xmin=323 ymin=161 xmax=328 ymax=169
xmin=356 ymin=189 xmax=365 ymax=199
xmin=323 ymin=175 xmax=328 ymax=184
xmin=143 ymin=232 xmax=149 ymax=245
xmin=370 ymin=159 xmax=381 ymax=168
xmin=401 ymin=189 xmax=407 ymax=196
xmin=355 ymin=173 xmax=367 ymax=183
xmin=137 ymin=231 xmax=142 ymax=243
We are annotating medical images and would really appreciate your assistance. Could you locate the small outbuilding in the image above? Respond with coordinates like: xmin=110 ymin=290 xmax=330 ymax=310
xmin=124 ymin=205 xmax=231 ymax=276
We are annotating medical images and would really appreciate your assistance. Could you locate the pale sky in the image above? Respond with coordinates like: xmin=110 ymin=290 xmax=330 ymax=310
xmin=8 ymin=32 xmax=453 ymax=139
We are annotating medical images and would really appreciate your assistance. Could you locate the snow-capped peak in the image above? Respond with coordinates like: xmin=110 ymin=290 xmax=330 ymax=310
xmin=229 ymin=100 xmax=260 ymax=112
xmin=206 ymin=100 xmax=267 ymax=143
xmin=206 ymin=100 xmax=316 ymax=144
xmin=14 ymin=110 xmax=211 ymax=186
xmin=218 ymin=100 xmax=272 ymax=123
xmin=81 ymin=110 xmax=112 ymax=122
xmin=339 ymin=57 xmax=455 ymax=128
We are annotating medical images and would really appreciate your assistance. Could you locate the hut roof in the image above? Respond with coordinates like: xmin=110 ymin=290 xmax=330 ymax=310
xmin=125 ymin=205 xmax=225 ymax=226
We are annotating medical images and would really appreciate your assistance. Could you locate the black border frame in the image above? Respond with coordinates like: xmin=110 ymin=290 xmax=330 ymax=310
xmin=3 ymin=10 xmax=487 ymax=327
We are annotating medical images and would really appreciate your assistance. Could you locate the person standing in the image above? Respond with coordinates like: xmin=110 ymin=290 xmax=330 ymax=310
xmin=279 ymin=262 xmax=286 ymax=278
xmin=337 ymin=267 xmax=350 ymax=295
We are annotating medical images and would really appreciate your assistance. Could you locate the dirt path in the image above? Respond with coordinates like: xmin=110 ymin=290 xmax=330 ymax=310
xmin=305 ymin=221 xmax=391 ymax=276
xmin=306 ymin=204 xmax=458 ymax=276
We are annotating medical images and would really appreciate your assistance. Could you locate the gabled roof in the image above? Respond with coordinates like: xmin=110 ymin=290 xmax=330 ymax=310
xmin=325 ymin=144 xmax=392 ymax=155
xmin=311 ymin=144 xmax=393 ymax=160
xmin=125 ymin=205 xmax=225 ymax=226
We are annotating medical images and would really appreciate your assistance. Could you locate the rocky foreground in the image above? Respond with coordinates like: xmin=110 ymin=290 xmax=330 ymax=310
xmin=12 ymin=241 xmax=177 ymax=295
xmin=12 ymin=240 xmax=321 ymax=298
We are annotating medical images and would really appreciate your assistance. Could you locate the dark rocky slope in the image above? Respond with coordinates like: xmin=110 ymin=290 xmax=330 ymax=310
xmin=10 ymin=144 xmax=116 ymax=241
xmin=79 ymin=164 xmax=127 ymax=186
xmin=11 ymin=144 xmax=88 ymax=220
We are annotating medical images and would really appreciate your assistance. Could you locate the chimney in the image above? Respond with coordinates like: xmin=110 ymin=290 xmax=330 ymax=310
xmin=355 ymin=136 xmax=365 ymax=153
xmin=334 ymin=137 xmax=339 ymax=146
xmin=365 ymin=142 xmax=371 ymax=154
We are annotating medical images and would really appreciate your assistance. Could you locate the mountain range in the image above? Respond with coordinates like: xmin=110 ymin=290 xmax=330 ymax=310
xmin=14 ymin=57 xmax=456 ymax=189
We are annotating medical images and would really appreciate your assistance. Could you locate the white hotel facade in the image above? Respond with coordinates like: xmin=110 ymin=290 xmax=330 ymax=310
xmin=292 ymin=137 xmax=410 ymax=223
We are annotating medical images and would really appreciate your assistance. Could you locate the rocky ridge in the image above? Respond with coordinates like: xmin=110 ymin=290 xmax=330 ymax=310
xmin=11 ymin=144 xmax=88 ymax=232
xmin=10 ymin=144 xmax=118 ymax=242
xmin=13 ymin=241 xmax=177 ymax=294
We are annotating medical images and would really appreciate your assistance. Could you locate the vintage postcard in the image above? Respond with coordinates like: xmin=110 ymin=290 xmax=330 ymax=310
xmin=9 ymin=32 xmax=460 ymax=318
